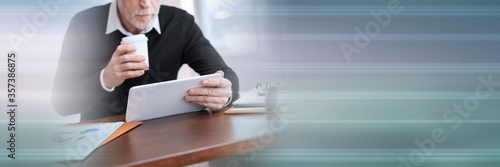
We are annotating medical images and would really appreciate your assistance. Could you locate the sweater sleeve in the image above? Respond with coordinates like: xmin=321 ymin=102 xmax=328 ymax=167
xmin=181 ymin=13 xmax=240 ymax=103
xmin=51 ymin=14 xmax=113 ymax=116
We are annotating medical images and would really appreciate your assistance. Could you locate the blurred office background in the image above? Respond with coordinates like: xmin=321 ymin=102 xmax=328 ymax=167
xmin=1 ymin=0 xmax=500 ymax=166
xmin=184 ymin=0 xmax=500 ymax=167
xmin=230 ymin=0 xmax=500 ymax=167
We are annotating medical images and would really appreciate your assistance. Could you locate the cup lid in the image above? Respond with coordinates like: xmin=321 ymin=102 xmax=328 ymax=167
xmin=121 ymin=34 xmax=148 ymax=44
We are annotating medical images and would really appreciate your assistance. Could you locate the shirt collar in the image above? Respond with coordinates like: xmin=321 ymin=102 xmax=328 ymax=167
xmin=106 ymin=0 xmax=161 ymax=36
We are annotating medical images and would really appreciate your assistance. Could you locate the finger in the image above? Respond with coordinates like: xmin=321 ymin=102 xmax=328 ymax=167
xmin=119 ymin=54 xmax=146 ymax=64
xmin=115 ymin=44 xmax=136 ymax=55
xmin=117 ymin=70 xmax=145 ymax=79
xmin=189 ymin=101 xmax=224 ymax=111
xmin=201 ymin=78 xmax=231 ymax=88
xmin=119 ymin=62 xmax=148 ymax=71
xmin=188 ymin=87 xmax=232 ymax=97
xmin=205 ymin=103 xmax=224 ymax=111
xmin=185 ymin=95 xmax=228 ymax=104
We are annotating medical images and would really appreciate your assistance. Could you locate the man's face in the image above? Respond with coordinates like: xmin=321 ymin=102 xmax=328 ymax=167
xmin=117 ymin=0 xmax=160 ymax=31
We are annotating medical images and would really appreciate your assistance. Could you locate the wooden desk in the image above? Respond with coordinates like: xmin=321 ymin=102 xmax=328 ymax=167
xmin=80 ymin=111 xmax=271 ymax=167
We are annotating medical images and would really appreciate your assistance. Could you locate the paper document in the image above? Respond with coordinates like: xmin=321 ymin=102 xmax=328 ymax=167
xmin=50 ymin=122 xmax=124 ymax=160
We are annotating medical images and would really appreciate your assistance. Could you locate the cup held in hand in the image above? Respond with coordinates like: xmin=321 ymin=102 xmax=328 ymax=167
xmin=121 ymin=34 xmax=149 ymax=70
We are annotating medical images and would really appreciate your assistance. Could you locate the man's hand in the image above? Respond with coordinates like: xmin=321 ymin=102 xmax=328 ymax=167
xmin=103 ymin=44 xmax=148 ymax=88
xmin=185 ymin=71 xmax=232 ymax=111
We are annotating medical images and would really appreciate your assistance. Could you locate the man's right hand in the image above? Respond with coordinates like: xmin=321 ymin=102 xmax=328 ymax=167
xmin=103 ymin=44 xmax=148 ymax=89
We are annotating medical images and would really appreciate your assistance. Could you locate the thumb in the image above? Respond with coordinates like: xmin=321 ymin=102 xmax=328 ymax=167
xmin=215 ymin=70 xmax=224 ymax=78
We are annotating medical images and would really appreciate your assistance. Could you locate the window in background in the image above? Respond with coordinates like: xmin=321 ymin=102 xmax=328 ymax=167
xmin=168 ymin=0 xmax=265 ymax=79
xmin=195 ymin=0 xmax=260 ymax=56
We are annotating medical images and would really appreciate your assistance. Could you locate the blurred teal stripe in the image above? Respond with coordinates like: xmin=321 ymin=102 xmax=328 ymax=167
xmin=282 ymin=91 xmax=500 ymax=99
xmin=253 ymin=34 xmax=500 ymax=41
xmin=253 ymin=158 xmax=500 ymax=163
xmin=258 ymin=148 xmax=500 ymax=152
xmin=243 ymin=63 xmax=500 ymax=73
xmin=254 ymin=149 xmax=500 ymax=162
xmin=243 ymin=6 xmax=500 ymax=10
xmin=0 ymin=148 xmax=70 ymax=162
xmin=232 ymin=6 xmax=500 ymax=17
xmin=237 ymin=6 xmax=500 ymax=11
xmin=290 ymin=120 xmax=500 ymax=124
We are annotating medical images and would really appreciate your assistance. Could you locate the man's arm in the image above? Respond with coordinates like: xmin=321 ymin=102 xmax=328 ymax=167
xmin=52 ymin=17 xmax=149 ymax=117
xmin=52 ymin=17 xmax=100 ymax=116
xmin=52 ymin=14 xmax=123 ymax=116
xmin=181 ymin=12 xmax=239 ymax=111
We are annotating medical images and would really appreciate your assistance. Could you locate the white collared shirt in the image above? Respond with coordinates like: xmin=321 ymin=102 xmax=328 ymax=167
xmin=101 ymin=0 xmax=161 ymax=92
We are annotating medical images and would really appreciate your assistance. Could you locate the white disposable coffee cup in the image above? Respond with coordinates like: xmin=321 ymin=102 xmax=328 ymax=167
xmin=121 ymin=34 xmax=149 ymax=70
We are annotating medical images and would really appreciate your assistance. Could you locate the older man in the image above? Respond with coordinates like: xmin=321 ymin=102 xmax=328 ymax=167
xmin=52 ymin=0 xmax=239 ymax=121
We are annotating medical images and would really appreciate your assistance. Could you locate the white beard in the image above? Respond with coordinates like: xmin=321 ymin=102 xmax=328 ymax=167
xmin=118 ymin=2 xmax=159 ymax=31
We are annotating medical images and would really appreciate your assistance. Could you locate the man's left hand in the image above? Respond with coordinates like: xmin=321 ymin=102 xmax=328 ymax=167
xmin=185 ymin=71 xmax=232 ymax=111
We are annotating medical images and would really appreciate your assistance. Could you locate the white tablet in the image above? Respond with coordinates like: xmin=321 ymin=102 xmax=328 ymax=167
xmin=125 ymin=73 xmax=222 ymax=122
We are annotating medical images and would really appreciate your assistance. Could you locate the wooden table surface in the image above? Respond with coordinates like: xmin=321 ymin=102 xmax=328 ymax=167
xmin=80 ymin=110 xmax=271 ymax=167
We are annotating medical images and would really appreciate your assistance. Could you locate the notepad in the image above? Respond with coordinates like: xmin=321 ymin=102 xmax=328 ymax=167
xmin=233 ymin=82 xmax=281 ymax=107
xmin=225 ymin=107 xmax=267 ymax=114
xmin=233 ymin=88 xmax=265 ymax=107
xmin=227 ymin=83 xmax=281 ymax=114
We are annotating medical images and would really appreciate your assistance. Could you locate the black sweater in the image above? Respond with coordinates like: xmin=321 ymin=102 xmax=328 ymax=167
xmin=52 ymin=4 xmax=239 ymax=121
